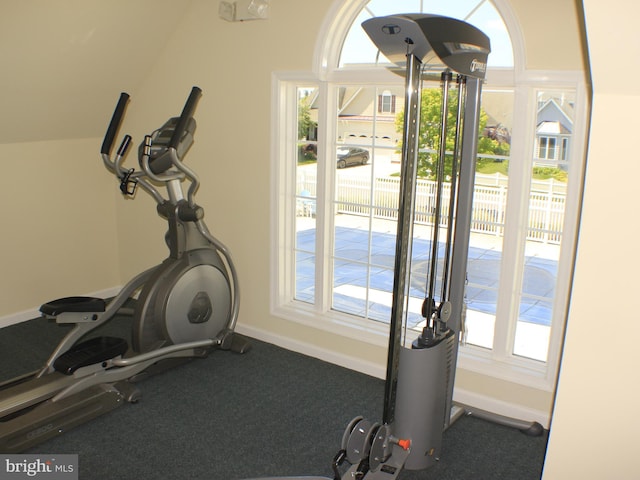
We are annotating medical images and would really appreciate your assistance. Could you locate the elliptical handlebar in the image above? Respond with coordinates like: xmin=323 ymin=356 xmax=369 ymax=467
xmin=169 ymin=86 xmax=202 ymax=151
xmin=101 ymin=93 xmax=130 ymax=156
xmin=100 ymin=87 xmax=205 ymax=204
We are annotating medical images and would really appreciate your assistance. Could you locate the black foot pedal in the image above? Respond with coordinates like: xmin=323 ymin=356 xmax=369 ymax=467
xmin=40 ymin=296 xmax=106 ymax=316
xmin=54 ymin=337 xmax=128 ymax=375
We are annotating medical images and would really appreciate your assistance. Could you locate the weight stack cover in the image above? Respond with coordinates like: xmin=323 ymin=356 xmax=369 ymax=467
xmin=392 ymin=331 xmax=455 ymax=470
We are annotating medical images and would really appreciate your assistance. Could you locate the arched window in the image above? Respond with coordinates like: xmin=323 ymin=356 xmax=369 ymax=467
xmin=272 ymin=0 xmax=588 ymax=420
xmin=338 ymin=0 xmax=514 ymax=68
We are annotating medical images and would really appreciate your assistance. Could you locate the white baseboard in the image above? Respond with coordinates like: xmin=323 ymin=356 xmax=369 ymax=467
xmin=0 ymin=286 xmax=123 ymax=329
xmin=236 ymin=322 xmax=551 ymax=429
xmin=453 ymin=388 xmax=550 ymax=429
xmin=0 ymin=309 xmax=40 ymax=329
xmin=235 ymin=323 xmax=386 ymax=379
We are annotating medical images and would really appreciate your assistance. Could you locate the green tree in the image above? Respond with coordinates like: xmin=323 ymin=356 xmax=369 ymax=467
xmin=297 ymin=91 xmax=319 ymax=162
xmin=298 ymin=92 xmax=315 ymax=141
xmin=396 ymin=87 xmax=509 ymax=179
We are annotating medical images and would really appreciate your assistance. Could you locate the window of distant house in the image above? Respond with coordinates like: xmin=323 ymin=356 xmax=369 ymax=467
xmin=379 ymin=91 xmax=395 ymax=113
xmin=561 ymin=138 xmax=569 ymax=161
xmin=538 ymin=137 xmax=556 ymax=160
xmin=272 ymin=0 xmax=588 ymax=390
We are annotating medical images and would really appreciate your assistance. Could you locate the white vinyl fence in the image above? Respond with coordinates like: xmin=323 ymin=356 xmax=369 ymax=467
xmin=297 ymin=172 xmax=566 ymax=245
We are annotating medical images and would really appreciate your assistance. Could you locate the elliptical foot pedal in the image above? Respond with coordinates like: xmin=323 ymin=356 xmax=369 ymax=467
xmin=40 ymin=296 xmax=106 ymax=316
xmin=53 ymin=336 xmax=128 ymax=375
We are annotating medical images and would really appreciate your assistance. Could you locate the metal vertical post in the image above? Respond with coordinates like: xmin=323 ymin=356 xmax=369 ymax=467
xmin=443 ymin=76 xmax=483 ymax=430
xmin=382 ymin=53 xmax=422 ymax=426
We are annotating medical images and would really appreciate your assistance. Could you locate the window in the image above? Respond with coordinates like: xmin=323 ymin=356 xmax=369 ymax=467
xmin=272 ymin=0 xmax=588 ymax=392
xmin=561 ymin=137 xmax=569 ymax=162
xmin=378 ymin=91 xmax=395 ymax=113
xmin=538 ymin=136 xmax=557 ymax=160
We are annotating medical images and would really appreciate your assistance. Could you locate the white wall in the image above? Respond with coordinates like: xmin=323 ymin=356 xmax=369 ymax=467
xmin=0 ymin=138 xmax=120 ymax=325
xmin=542 ymin=1 xmax=640 ymax=478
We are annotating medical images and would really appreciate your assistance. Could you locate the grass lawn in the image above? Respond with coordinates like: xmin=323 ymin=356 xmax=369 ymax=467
xmin=477 ymin=159 xmax=567 ymax=182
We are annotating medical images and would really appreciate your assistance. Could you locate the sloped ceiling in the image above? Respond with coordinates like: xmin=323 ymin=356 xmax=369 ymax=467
xmin=0 ymin=0 xmax=191 ymax=144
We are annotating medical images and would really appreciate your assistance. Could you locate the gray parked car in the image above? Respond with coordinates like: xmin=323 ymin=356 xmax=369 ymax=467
xmin=337 ymin=147 xmax=369 ymax=168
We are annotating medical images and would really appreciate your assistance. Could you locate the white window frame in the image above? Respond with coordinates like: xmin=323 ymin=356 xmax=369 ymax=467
xmin=457 ymin=69 xmax=588 ymax=390
xmin=270 ymin=2 xmax=589 ymax=392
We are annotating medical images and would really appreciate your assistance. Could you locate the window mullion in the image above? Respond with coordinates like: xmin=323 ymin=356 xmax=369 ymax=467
xmin=273 ymin=79 xmax=298 ymax=307
xmin=286 ymin=82 xmax=300 ymax=304
xmin=315 ymin=81 xmax=336 ymax=313
xmin=491 ymin=85 xmax=535 ymax=361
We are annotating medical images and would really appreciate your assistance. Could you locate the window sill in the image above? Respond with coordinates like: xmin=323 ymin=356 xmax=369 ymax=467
xmin=458 ymin=343 xmax=555 ymax=392
xmin=272 ymin=299 xmax=390 ymax=350
xmin=271 ymin=299 xmax=555 ymax=391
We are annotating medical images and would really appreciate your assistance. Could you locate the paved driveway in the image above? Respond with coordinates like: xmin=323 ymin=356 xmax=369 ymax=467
xmin=296 ymin=158 xmax=557 ymax=329
xmin=296 ymin=225 xmax=556 ymax=328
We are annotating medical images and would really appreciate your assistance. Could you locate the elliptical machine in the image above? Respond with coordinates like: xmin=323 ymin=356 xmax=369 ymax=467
xmin=0 ymin=87 xmax=249 ymax=453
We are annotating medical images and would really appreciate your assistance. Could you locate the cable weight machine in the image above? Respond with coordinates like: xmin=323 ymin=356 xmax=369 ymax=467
xmin=354 ymin=15 xmax=542 ymax=478
xmin=336 ymin=14 xmax=491 ymax=477
xmin=245 ymin=13 xmax=540 ymax=480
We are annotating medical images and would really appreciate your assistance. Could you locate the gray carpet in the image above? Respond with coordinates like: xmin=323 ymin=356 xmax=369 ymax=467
xmin=0 ymin=318 xmax=548 ymax=479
